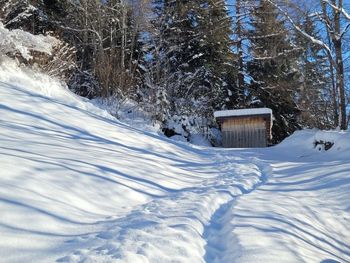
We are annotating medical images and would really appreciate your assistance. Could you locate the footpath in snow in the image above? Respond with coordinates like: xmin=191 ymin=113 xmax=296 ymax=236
xmin=229 ymin=131 xmax=350 ymax=263
xmin=0 ymin=61 xmax=349 ymax=262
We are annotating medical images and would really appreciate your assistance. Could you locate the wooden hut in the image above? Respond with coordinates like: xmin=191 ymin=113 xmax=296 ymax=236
xmin=214 ymin=108 xmax=272 ymax=148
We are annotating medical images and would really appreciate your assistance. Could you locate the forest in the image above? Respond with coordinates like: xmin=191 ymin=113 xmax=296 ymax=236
xmin=1 ymin=0 xmax=349 ymax=144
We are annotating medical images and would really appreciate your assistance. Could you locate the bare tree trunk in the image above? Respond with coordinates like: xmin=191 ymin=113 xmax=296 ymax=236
xmin=332 ymin=0 xmax=347 ymax=129
xmin=321 ymin=0 xmax=347 ymax=129
xmin=334 ymin=41 xmax=346 ymax=129
xmin=236 ymin=0 xmax=245 ymax=103
xmin=121 ymin=0 xmax=126 ymax=70
xmin=328 ymin=43 xmax=338 ymax=127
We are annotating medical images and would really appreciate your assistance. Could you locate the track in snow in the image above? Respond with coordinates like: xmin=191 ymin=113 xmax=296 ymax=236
xmin=229 ymin=151 xmax=350 ymax=263
xmin=203 ymin=158 xmax=272 ymax=263
xmin=57 ymin=154 xmax=269 ymax=263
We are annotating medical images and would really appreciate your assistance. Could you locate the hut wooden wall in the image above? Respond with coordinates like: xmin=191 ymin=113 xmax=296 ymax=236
xmin=221 ymin=117 xmax=267 ymax=148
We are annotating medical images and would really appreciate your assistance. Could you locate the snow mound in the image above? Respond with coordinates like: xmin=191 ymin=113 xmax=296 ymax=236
xmin=230 ymin=131 xmax=350 ymax=263
xmin=276 ymin=129 xmax=350 ymax=159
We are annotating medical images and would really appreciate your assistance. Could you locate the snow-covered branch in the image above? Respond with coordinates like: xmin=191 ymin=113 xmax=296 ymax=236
xmin=322 ymin=0 xmax=350 ymax=20
xmin=254 ymin=47 xmax=303 ymax=61
xmin=265 ymin=0 xmax=333 ymax=62
xmin=321 ymin=0 xmax=350 ymax=38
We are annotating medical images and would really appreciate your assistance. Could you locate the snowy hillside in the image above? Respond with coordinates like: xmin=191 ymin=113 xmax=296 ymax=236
xmin=0 ymin=61 xmax=349 ymax=263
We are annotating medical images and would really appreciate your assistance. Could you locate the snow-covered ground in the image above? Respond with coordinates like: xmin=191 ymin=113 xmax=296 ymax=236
xmin=0 ymin=61 xmax=349 ymax=263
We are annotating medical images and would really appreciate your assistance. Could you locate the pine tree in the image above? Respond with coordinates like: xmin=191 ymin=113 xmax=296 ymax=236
xmin=247 ymin=0 xmax=301 ymax=143
xmin=228 ymin=0 xmax=251 ymax=109
xmin=149 ymin=0 xmax=198 ymax=115
xmin=0 ymin=0 xmax=47 ymax=33
xmin=196 ymin=0 xmax=236 ymax=113
xmin=148 ymin=0 xmax=235 ymax=120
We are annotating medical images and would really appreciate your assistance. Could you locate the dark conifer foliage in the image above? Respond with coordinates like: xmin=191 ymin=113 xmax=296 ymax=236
xmin=0 ymin=0 xmax=47 ymax=33
xmin=247 ymin=0 xmax=301 ymax=143
xmin=147 ymin=0 xmax=235 ymax=121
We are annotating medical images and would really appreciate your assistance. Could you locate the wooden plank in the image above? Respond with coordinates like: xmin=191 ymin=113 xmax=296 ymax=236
xmin=220 ymin=116 xmax=269 ymax=148
xmin=233 ymin=128 xmax=237 ymax=148
xmin=224 ymin=131 xmax=228 ymax=147
xmin=224 ymin=131 xmax=227 ymax=147
xmin=247 ymin=121 xmax=251 ymax=147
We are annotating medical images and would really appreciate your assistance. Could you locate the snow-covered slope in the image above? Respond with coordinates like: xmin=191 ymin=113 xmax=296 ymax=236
xmin=0 ymin=60 xmax=349 ymax=263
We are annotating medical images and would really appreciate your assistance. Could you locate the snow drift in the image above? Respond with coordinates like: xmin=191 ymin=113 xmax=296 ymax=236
xmin=276 ymin=129 xmax=350 ymax=160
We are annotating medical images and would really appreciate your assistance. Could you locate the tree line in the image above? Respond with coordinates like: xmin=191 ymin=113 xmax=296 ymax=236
xmin=1 ymin=0 xmax=349 ymax=143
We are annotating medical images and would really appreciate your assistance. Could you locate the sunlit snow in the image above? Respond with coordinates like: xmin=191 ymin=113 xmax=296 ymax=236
xmin=0 ymin=60 xmax=349 ymax=263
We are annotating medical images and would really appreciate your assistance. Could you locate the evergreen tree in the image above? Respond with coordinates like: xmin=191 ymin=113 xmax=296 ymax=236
xmin=148 ymin=0 xmax=235 ymax=121
xmin=149 ymin=0 xmax=200 ymax=117
xmin=0 ymin=0 xmax=46 ymax=33
xmin=247 ymin=0 xmax=301 ymax=143
xmin=196 ymin=0 xmax=236 ymax=113
xmin=0 ymin=0 xmax=69 ymax=34
xmin=228 ymin=0 xmax=251 ymax=109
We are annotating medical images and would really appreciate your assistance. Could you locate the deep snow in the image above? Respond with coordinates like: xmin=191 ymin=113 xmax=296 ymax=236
xmin=0 ymin=60 xmax=349 ymax=262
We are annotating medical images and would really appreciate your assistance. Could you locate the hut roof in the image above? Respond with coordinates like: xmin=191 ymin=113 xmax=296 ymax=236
xmin=214 ymin=108 xmax=272 ymax=119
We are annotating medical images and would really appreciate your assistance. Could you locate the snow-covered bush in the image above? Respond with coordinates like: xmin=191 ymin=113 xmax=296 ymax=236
xmin=0 ymin=22 xmax=57 ymax=60
xmin=163 ymin=115 xmax=220 ymax=146
xmin=38 ymin=41 xmax=76 ymax=80
xmin=0 ymin=22 xmax=75 ymax=80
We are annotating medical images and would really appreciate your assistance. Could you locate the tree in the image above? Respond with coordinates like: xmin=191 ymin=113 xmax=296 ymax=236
xmin=266 ymin=0 xmax=350 ymax=130
xmin=320 ymin=0 xmax=348 ymax=129
xmin=295 ymin=14 xmax=334 ymax=129
xmin=247 ymin=0 xmax=301 ymax=143
xmin=229 ymin=0 xmax=254 ymax=109
xmin=195 ymin=0 xmax=236 ymax=113
xmin=44 ymin=0 xmax=147 ymax=98
xmin=0 ymin=0 xmax=148 ymax=99
xmin=1 ymin=0 xmax=43 ymax=33
xmin=148 ymin=0 xmax=235 ymax=120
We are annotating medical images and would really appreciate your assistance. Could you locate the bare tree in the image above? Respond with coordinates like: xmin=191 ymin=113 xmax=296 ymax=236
xmin=266 ymin=0 xmax=350 ymax=129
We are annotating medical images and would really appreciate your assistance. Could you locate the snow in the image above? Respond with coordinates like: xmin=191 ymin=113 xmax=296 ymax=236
xmin=0 ymin=59 xmax=266 ymax=262
xmin=192 ymin=53 xmax=204 ymax=59
xmin=0 ymin=22 xmax=58 ymax=60
xmin=214 ymin=108 xmax=272 ymax=118
xmin=229 ymin=130 xmax=350 ymax=263
xmin=0 ymin=59 xmax=349 ymax=262
xmin=91 ymin=97 xmax=161 ymax=134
